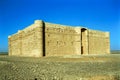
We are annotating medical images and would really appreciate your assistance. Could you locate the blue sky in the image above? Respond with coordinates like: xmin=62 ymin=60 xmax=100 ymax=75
xmin=0 ymin=0 xmax=120 ymax=52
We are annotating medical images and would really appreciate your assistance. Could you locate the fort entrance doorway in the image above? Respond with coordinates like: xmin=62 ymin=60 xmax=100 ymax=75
xmin=81 ymin=28 xmax=88 ymax=55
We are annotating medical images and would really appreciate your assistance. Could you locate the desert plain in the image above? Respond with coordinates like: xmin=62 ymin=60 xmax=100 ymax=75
xmin=0 ymin=53 xmax=120 ymax=80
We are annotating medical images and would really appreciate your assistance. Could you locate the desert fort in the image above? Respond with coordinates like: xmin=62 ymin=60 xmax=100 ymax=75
xmin=8 ymin=20 xmax=110 ymax=57
xmin=1 ymin=20 xmax=120 ymax=80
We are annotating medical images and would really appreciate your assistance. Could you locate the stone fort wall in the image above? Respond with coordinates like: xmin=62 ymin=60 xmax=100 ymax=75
xmin=8 ymin=20 xmax=110 ymax=57
xmin=45 ymin=23 xmax=81 ymax=56
xmin=88 ymin=30 xmax=110 ymax=54
xmin=9 ymin=20 xmax=43 ymax=57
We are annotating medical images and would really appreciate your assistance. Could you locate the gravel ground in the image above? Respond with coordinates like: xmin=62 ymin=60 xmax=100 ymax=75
xmin=0 ymin=54 xmax=120 ymax=80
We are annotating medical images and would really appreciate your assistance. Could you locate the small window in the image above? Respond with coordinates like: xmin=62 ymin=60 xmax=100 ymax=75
xmin=48 ymin=34 xmax=50 ymax=37
xmin=57 ymin=41 xmax=59 ymax=44
xmin=71 ymin=42 xmax=73 ymax=45
xmin=46 ymin=28 xmax=49 ymax=31
xmin=48 ymin=41 xmax=50 ymax=45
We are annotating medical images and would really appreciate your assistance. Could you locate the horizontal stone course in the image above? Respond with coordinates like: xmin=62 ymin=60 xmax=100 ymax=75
xmin=8 ymin=20 xmax=110 ymax=57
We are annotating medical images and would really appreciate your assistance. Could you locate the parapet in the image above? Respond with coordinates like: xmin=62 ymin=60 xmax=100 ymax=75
xmin=8 ymin=36 xmax=11 ymax=38
xmin=34 ymin=20 xmax=43 ymax=25
xmin=22 ymin=20 xmax=43 ymax=33
xmin=74 ymin=27 xmax=81 ymax=34
xmin=105 ymin=32 xmax=110 ymax=37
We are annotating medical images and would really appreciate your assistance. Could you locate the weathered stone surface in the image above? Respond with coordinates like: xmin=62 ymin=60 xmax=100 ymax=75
xmin=8 ymin=20 xmax=110 ymax=57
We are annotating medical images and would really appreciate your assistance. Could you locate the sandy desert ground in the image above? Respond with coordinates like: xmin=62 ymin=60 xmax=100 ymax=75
xmin=0 ymin=54 xmax=120 ymax=80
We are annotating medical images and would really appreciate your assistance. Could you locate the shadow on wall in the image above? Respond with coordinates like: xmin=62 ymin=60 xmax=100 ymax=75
xmin=81 ymin=28 xmax=87 ymax=55
xmin=42 ymin=22 xmax=45 ymax=57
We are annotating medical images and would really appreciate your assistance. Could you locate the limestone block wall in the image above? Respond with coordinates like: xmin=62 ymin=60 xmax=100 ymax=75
xmin=105 ymin=32 xmax=110 ymax=54
xmin=9 ymin=20 xmax=43 ymax=57
xmin=8 ymin=20 xmax=110 ymax=57
xmin=8 ymin=33 xmax=21 ymax=56
xmin=45 ymin=23 xmax=81 ymax=56
xmin=88 ymin=30 xmax=110 ymax=54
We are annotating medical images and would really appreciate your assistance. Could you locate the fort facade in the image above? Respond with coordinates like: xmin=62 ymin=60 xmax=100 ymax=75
xmin=8 ymin=20 xmax=110 ymax=57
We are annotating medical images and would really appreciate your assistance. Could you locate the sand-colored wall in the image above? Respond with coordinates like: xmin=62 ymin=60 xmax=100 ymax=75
xmin=9 ymin=20 xmax=43 ymax=57
xmin=105 ymin=32 xmax=110 ymax=54
xmin=8 ymin=33 xmax=21 ymax=56
xmin=8 ymin=20 xmax=110 ymax=57
xmin=88 ymin=30 xmax=110 ymax=54
xmin=45 ymin=23 xmax=81 ymax=56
